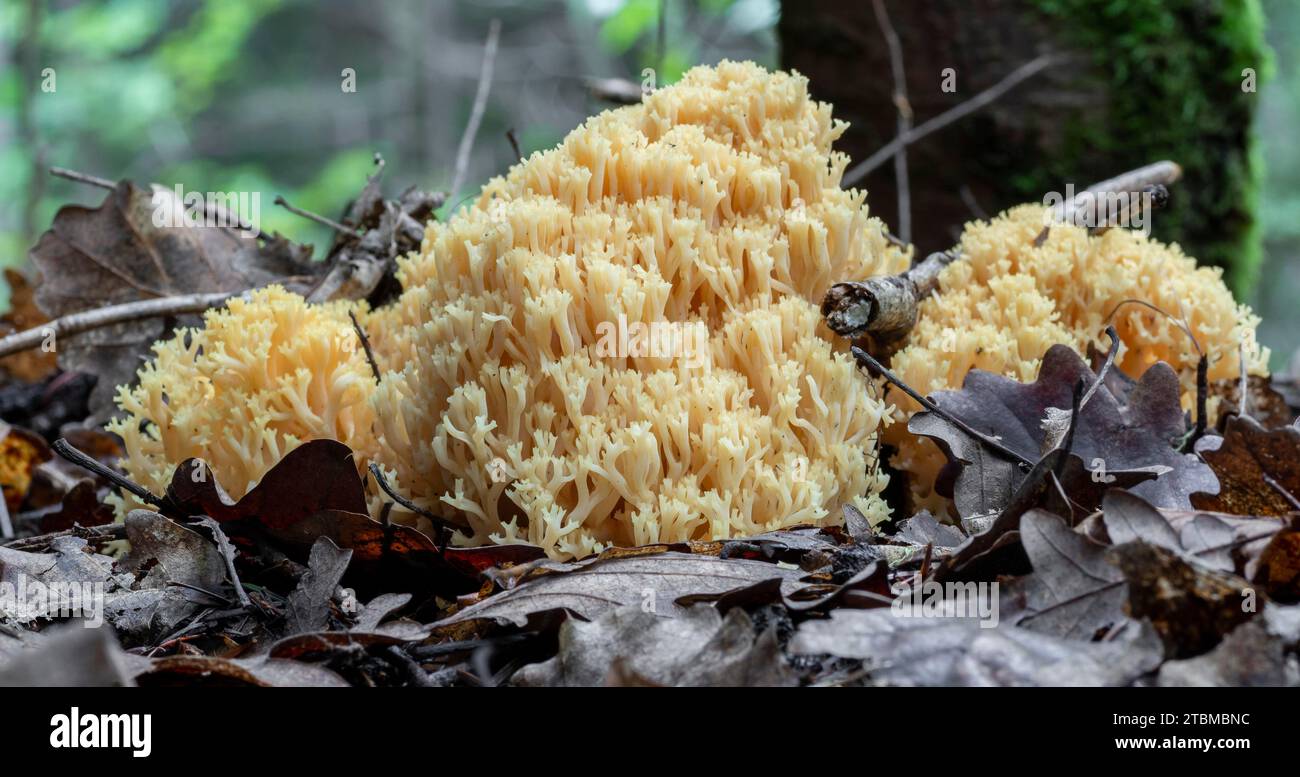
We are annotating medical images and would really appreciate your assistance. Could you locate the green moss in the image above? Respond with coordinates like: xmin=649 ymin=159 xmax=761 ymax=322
xmin=1025 ymin=0 xmax=1270 ymax=296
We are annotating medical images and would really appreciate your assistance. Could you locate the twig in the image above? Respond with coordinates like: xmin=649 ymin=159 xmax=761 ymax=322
xmin=843 ymin=55 xmax=1058 ymax=187
xmin=1053 ymin=379 xmax=1086 ymax=477
xmin=194 ymin=517 xmax=252 ymax=609
xmin=851 ymin=345 xmax=1033 ymax=468
xmin=821 ymin=250 xmax=960 ymax=340
xmin=3 ymin=522 xmax=127 ymax=551
xmin=1080 ymin=326 xmax=1120 ymax=412
xmin=0 ymin=291 xmax=235 ymax=360
xmin=0 ymin=493 xmax=11 ymax=540
xmin=348 ymin=310 xmax=382 ymax=381
xmin=872 ymin=0 xmax=912 ymax=242
xmin=367 ymin=463 xmax=458 ymax=545
xmin=656 ymin=0 xmax=667 ymax=76
xmin=1191 ymin=354 xmax=1209 ymax=448
xmin=449 ymin=19 xmax=501 ymax=205
xmin=826 ymin=163 xmax=1182 ymax=342
xmin=274 ymin=195 xmax=361 ymax=238
xmin=53 ymin=166 xmax=266 ymax=241
xmin=1238 ymin=338 xmax=1249 ymax=419
xmin=1050 ymin=161 xmax=1181 ymax=231
xmin=49 ymin=165 xmax=114 ymax=190
xmin=1264 ymin=474 xmax=1300 ymax=512
xmin=505 ymin=128 xmax=522 ymax=161
xmin=959 ymin=184 xmax=988 ymax=220
xmin=51 ymin=438 xmax=165 ymax=509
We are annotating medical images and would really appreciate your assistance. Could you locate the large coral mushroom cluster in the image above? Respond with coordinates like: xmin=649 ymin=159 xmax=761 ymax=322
xmin=369 ymin=61 xmax=909 ymax=558
xmin=886 ymin=204 xmax=1269 ymax=511
xmin=107 ymin=286 xmax=379 ymax=515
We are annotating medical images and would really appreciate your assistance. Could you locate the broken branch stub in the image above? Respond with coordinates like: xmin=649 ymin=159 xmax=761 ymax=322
xmin=821 ymin=249 xmax=959 ymax=340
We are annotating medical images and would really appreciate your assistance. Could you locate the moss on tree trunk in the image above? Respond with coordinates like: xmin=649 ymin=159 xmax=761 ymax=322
xmin=780 ymin=0 xmax=1268 ymax=296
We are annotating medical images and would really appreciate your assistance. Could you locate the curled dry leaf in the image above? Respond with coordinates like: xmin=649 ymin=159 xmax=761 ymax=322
xmin=0 ymin=424 xmax=50 ymax=514
xmin=165 ymin=439 xmax=368 ymax=528
xmin=284 ymin=537 xmax=353 ymax=636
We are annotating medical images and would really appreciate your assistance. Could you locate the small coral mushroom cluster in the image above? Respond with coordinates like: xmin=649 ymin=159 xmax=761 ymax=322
xmin=885 ymin=205 xmax=1267 ymax=511
xmin=108 ymin=61 xmax=1266 ymax=559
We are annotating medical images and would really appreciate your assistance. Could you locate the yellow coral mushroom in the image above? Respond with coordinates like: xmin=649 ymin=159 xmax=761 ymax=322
xmin=369 ymin=60 xmax=909 ymax=559
xmin=107 ymin=286 xmax=379 ymax=515
xmin=887 ymin=204 xmax=1268 ymax=512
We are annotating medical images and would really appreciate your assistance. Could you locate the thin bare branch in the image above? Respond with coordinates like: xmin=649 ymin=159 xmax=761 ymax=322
xmin=274 ymin=195 xmax=361 ymax=237
xmin=0 ymin=491 xmax=11 ymax=539
xmin=52 ymin=438 xmax=166 ymax=510
xmin=843 ymin=55 xmax=1058 ymax=187
xmin=49 ymin=166 xmax=115 ymax=190
xmin=449 ymin=19 xmax=502 ymax=205
xmin=349 ymin=310 xmax=382 ymax=381
xmin=851 ymin=345 xmax=1034 ymax=469
xmin=872 ymin=0 xmax=912 ymax=242
xmin=825 ymin=163 xmax=1182 ymax=341
xmin=0 ymin=291 xmax=235 ymax=360
xmin=1051 ymin=160 xmax=1181 ymax=229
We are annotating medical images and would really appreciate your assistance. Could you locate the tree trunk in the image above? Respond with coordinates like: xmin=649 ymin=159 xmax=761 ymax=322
xmin=780 ymin=0 xmax=1266 ymax=295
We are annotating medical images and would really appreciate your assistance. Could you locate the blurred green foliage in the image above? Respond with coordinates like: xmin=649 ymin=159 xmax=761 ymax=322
xmin=1 ymin=0 xmax=776 ymax=309
xmin=1029 ymin=0 xmax=1270 ymax=297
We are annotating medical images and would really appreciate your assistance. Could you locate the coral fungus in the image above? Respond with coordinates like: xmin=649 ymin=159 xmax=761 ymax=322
xmin=887 ymin=204 xmax=1268 ymax=511
xmin=369 ymin=60 xmax=909 ymax=558
xmin=108 ymin=286 xmax=378 ymax=515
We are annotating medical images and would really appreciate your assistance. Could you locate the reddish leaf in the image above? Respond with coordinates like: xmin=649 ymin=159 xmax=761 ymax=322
xmin=165 ymin=439 xmax=367 ymax=528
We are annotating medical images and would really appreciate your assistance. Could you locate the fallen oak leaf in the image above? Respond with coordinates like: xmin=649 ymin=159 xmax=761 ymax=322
xmin=438 ymin=550 xmax=805 ymax=629
xmin=38 ymin=480 xmax=115 ymax=533
xmin=284 ymin=537 xmax=353 ymax=636
xmin=1249 ymin=514 xmax=1300 ymax=601
xmin=1011 ymin=510 xmax=1126 ymax=639
xmin=1109 ymin=540 xmax=1258 ymax=658
xmin=514 ymin=605 xmax=797 ymax=687
xmin=136 ymin=653 xmax=349 ymax=688
xmin=30 ymin=180 xmax=321 ymax=419
xmin=789 ymin=608 xmax=1162 ymax=687
xmin=911 ymin=344 xmax=1217 ymax=516
xmin=1102 ymin=489 xmax=1181 ymax=549
xmin=1192 ymin=415 xmax=1300 ymax=517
